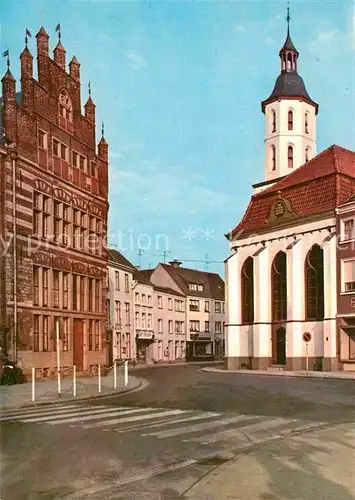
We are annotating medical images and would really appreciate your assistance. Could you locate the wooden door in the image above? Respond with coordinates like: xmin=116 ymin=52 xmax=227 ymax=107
xmin=73 ymin=319 xmax=84 ymax=371
xmin=276 ymin=327 xmax=286 ymax=365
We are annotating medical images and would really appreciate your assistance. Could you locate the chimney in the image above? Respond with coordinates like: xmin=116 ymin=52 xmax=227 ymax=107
xmin=169 ymin=259 xmax=182 ymax=268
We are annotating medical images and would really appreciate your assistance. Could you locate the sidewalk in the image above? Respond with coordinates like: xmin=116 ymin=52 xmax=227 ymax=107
xmin=202 ymin=366 xmax=355 ymax=380
xmin=0 ymin=373 xmax=143 ymax=410
xmin=184 ymin=422 xmax=355 ymax=499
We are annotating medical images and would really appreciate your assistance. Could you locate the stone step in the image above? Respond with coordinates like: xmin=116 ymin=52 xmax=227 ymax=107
xmin=266 ymin=365 xmax=285 ymax=371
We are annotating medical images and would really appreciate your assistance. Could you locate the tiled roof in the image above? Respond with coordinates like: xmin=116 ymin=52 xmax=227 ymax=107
xmin=153 ymin=285 xmax=185 ymax=297
xmin=107 ymin=248 xmax=136 ymax=271
xmin=230 ymin=145 xmax=355 ymax=239
xmin=134 ymin=270 xmax=154 ymax=285
xmin=160 ymin=264 xmax=225 ymax=300
xmin=138 ymin=269 xmax=154 ymax=281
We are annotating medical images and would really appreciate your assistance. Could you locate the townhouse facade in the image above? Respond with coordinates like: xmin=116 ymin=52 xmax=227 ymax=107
xmin=133 ymin=272 xmax=155 ymax=363
xmin=107 ymin=249 xmax=135 ymax=363
xmin=0 ymin=27 xmax=109 ymax=376
xmin=336 ymin=195 xmax=355 ymax=370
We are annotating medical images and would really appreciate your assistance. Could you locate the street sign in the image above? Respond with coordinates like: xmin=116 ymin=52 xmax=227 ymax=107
xmin=303 ymin=332 xmax=311 ymax=343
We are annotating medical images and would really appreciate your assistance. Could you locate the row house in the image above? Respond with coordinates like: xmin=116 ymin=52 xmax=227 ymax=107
xmin=0 ymin=27 xmax=109 ymax=376
xmin=107 ymin=249 xmax=136 ymax=364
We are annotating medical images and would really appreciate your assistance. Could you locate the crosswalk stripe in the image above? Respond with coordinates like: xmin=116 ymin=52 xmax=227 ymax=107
xmin=130 ymin=412 xmax=220 ymax=435
xmin=1 ymin=402 xmax=81 ymax=417
xmin=49 ymin=407 xmax=159 ymax=425
xmin=240 ymin=417 xmax=296 ymax=438
xmin=20 ymin=406 xmax=131 ymax=423
xmin=191 ymin=418 xmax=264 ymax=444
xmin=0 ymin=405 xmax=83 ymax=421
xmin=82 ymin=409 xmax=188 ymax=429
xmin=145 ymin=414 xmax=262 ymax=439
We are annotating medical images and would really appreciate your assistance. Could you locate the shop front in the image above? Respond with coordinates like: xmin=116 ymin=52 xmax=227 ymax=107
xmin=186 ymin=334 xmax=214 ymax=362
xmin=135 ymin=330 xmax=155 ymax=364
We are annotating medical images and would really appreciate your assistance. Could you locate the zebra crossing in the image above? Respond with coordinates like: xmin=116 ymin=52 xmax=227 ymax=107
xmin=1 ymin=402 xmax=325 ymax=446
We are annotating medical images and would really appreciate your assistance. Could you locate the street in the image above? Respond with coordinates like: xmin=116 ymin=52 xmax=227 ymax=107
xmin=1 ymin=364 xmax=355 ymax=499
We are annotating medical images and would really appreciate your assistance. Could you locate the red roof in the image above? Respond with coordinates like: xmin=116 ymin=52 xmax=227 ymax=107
xmin=230 ymin=145 xmax=355 ymax=239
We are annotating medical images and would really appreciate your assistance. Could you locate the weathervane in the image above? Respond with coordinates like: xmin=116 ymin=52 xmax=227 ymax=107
xmin=286 ymin=1 xmax=291 ymax=34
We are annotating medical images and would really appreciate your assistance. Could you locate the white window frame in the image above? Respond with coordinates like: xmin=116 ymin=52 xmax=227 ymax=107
xmin=341 ymin=217 xmax=355 ymax=242
xmin=341 ymin=258 xmax=355 ymax=294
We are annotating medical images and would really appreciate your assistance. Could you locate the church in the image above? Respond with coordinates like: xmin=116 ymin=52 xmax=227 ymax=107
xmin=225 ymin=15 xmax=355 ymax=372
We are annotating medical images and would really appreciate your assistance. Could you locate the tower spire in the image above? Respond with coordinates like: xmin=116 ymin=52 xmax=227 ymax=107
xmin=286 ymin=1 xmax=291 ymax=35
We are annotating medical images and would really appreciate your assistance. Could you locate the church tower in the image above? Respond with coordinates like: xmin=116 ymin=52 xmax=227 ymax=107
xmin=261 ymin=7 xmax=318 ymax=182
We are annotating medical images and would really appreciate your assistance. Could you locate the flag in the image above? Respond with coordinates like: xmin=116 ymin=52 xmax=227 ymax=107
xmin=26 ymin=28 xmax=32 ymax=38
xmin=2 ymin=50 xmax=9 ymax=57
xmin=55 ymin=23 xmax=60 ymax=32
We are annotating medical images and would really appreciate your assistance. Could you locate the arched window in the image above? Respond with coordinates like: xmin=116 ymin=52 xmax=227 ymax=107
xmin=288 ymin=110 xmax=293 ymax=131
xmin=271 ymin=110 xmax=276 ymax=133
xmin=288 ymin=145 xmax=294 ymax=168
xmin=305 ymin=147 xmax=310 ymax=163
xmin=286 ymin=53 xmax=292 ymax=71
xmin=271 ymin=145 xmax=276 ymax=171
xmin=241 ymin=257 xmax=254 ymax=324
xmin=305 ymin=113 xmax=309 ymax=134
xmin=271 ymin=252 xmax=287 ymax=321
xmin=59 ymin=89 xmax=72 ymax=121
xmin=305 ymin=245 xmax=324 ymax=320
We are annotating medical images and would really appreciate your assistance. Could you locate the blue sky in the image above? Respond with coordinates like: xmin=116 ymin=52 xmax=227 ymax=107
xmin=1 ymin=0 xmax=354 ymax=276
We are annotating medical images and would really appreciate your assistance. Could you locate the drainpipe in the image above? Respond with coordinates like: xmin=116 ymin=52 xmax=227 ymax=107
xmin=9 ymin=146 xmax=18 ymax=363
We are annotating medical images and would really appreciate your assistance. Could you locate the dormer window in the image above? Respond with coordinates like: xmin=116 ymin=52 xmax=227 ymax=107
xmin=288 ymin=145 xmax=294 ymax=169
xmin=288 ymin=110 xmax=293 ymax=130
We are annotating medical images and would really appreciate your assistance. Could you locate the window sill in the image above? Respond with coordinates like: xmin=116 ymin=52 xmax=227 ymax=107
xmin=340 ymin=292 xmax=355 ymax=296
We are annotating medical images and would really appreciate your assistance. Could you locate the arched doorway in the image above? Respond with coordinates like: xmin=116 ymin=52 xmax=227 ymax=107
xmin=274 ymin=327 xmax=286 ymax=365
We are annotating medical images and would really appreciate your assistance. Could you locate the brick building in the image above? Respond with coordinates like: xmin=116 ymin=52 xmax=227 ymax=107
xmin=0 ymin=27 xmax=109 ymax=376
xmin=336 ymin=194 xmax=355 ymax=370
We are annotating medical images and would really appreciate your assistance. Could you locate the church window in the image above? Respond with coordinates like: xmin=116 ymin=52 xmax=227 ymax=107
xmin=305 ymin=147 xmax=310 ymax=162
xmin=288 ymin=110 xmax=293 ymax=130
xmin=271 ymin=145 xmax=276 ymax=171
xmin=288 ymin=145 xmax=294 ymax=168
xmin=305 ymin=245 xmax=324 ymax=320
xmin=271 ymin=252 xmax=287 ymax=321
xmin=286 ymin=53 xmax=292 ymax=71
xmin=305 ymin=113 xmax=309 ymax=134
xmin=271 ymin=110 xmax=276 ymax=133
xmin=241 ymin=257 xmax=254 ymax=324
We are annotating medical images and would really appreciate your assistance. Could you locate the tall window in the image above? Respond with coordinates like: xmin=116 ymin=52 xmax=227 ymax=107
xmin=168 ymin=320 xmax=173 ymax=333
xmin=88 ymin=278 xmax=94 ymax=312
xmin=305 ymin=245 xmax=324 ymax=320
xmin=33 ymin=315 xmax=40 ymax=352
xmin=215 ymin=302 xmax=222 ymax=313
xmin=73 ymin=275 xmax=78 ymax=310
xmin=204 ymin=321 xmax=210 ymax=332
xmin=271 ymin=145 xmax=276 ymax=171
xmin=241 ymin=257 xmax=254 ymax=324
xmin=343 ymin=219 xmax=355 ymax=241
xmin=115 ymin=271 xmax=120 ymax=290
xmin=190 ymin=320 xmax=200 ymax=332
xmin=53 ymin=270 xmax=59 ymax=308
xmin=125 ymin=302 xmax=130 ymax=325
xmin=63 ymin=318 xmax=69 ymax=351
xmin=343 ymin=260 xmax=355 ymax=292
xmin=158 ymin=319 xmax=163 ymax=333
xmin=288 ymin=110 xmax=293 ymax=130
xmin=95 ymin=279 xmax=100 ymax=312
xmin=271 ymin=110 xmax=276 ymax=133
xmin=204 ymin=301 xmax=210 ymax=312
xmin=33 ymin=266 xmax=39 ymax=306
xmin=124 ymin=274 xmax=129 ymax=293
xmin=115 ymin=301 xmax=121 ymax=324
xmin=59 ymin=89 xmax=73 ymax=133
xmin=271 ymin=252 xmax=287 ymax=321
xmin=95 ymin=321 xmax=100 ymax=351
xmin=288 ymin=145 xmax=294 ymax=169
xmin=63 ymin=273 xmax=68 ymax=309
xmin=305 ymin=113 xmax=309 ymax=134
xmin=42 ymin=268 xmax=48 ymax=307
xmin=43 ymin=316 xmax=49 ymax=352
xmin=80 ymin=276 xmax=85 ymax=311
xmin=305 ymin=147 xmax=310 ymax=163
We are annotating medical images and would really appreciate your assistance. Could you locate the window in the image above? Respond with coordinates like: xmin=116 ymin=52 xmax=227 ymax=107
xmin=33 ymin=192 xmax=50 ymax=238
xmin=288 ymin=110 xmax=293 ymax=130
xmin=148 ymin=314 xmax=152 ymax=329
xmin=60 ymin=143 xmax=67 ymax=161
xmin=63 ymin=318 xmax=69 ymax=351
xmin=305 ymin=113 xmax=309 ymax=134
xmin=33 ymin=315 xmax=40 ymax=352
xmin=115 ymin=301 xmax=121 ymax=324
xmin=305 ymin=147 xmax=310 ymax=163
xmin=80 ymin=276 xmax=85 ymax=311
xmin=95 ymin=279 xmax=100 ymax=312
xmin=53 ymin=270 xmax=59 ymax=308
xmin=135 ymin=292 xmax=139 ymax=303
xmin=342 ymin=260 xmax=355 ymax=293
xmin=88 ymin=278 xmax=94 ymax=312
xmin=53 ymin=138 xmax=60 ymax=157
xmin=204 ymin=301 xmax=210 ymax=312
xmin=168 ymin=320 xmax=173 ymax=334
xmin=135 ymin=312 xmax=139 ymax=327
xmin=142 ymin=294 xmax=146 ymax=304
xmin=43 ymin=316 xmax=49 ymax=352
xmin=89 ymin=320 xmax=94 ymax=351
xmin=175 ymin=299 xmax=184 ymax=312
xmin=72 ymin=151 xmax=79 ymax=168
xmin=215 ymin=321 xmax=222 ymax=333
xmin=271 ymin=110 xmax=276 ymax=133
xmin=190 ymin=320 xmax=200 ymax=332
xmin=158 ymin=319 xmax=163 ymax=333
xmin=115 ymin=271 xmax=120 ymax=290
xmin=168 ymin=298 xmax=173 ymax=310
xmin=189 ymin=299 xmax=199 ymax=311
xmin=176 ymin=321 xmax=184 ymax=334
xmin=125 ymin=303 xmax=130 ymax=325
xmin=142 ymin=313 xmax=146 ymax=329
xmin=59 ymin=88 xmax=73 ymax=125
xmin=271 ymin=252 xmax=287 ymax=321
xmin=305 ymin=245 xmax=324 ymax=320
xmin=288 ymin=145 xmax=294 ymax=169
xmin=241 ymin=257 xmax=254 ymax=324
xmin=73 ymin=275 xmax=78 ymax=311
xmin=148 ymin=295 xmax=152 ymax=306
xmin=33 ymin=266 xmax=39 ymax=306
xmin=95 ymin=321 xmax=100 ymax=351
xmin=42 ymin=268 xmax=48 ymax=307
xmin=271 ymin=145 xmax=276 ymax=171
xmin=125 ymin=274 xmax=129 ymax=293
xmin=79 ymin=155 xmax=86 ymax=171
xmin=63 ymin=273 xmax=68 ymax=309
xmin=343 ymin=219 xmax=355 ymax=241
xmin=38 ymin=130 xmax=47 ymax=149
xmin=204 ymin=321 xmax=210 ymax=332
xmin=215 ymin=302 xmax=222 ymax=313
xmin=157 ymin=295 xmax=163 ymax=308
xmin=91 ymin=161 xmax=97 ymax=178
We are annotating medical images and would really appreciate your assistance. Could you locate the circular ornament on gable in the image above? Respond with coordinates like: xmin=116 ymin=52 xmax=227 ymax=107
xmin=274 ymin=200 xmax=286 ymax=217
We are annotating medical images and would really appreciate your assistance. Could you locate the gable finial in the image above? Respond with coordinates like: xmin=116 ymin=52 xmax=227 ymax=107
xmin=55 ymin=23 xmax=61 ymax=42
xmin=286 ymin=1 xmax=291 ymax=35
xmin=25 ymin=28 xmax=32 ymax=47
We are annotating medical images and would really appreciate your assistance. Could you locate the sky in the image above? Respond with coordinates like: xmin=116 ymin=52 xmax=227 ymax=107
xmin=1 ymin=0 xmax=354 ymax=276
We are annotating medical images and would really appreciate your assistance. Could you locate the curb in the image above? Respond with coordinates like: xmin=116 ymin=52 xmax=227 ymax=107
xmin=128 ymin=361 xmax=224 ymax=371
xmin=0 ymin=378 xmax=144 ymax=412
xmin=201 ymin=366 xmax=355 ymax=380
